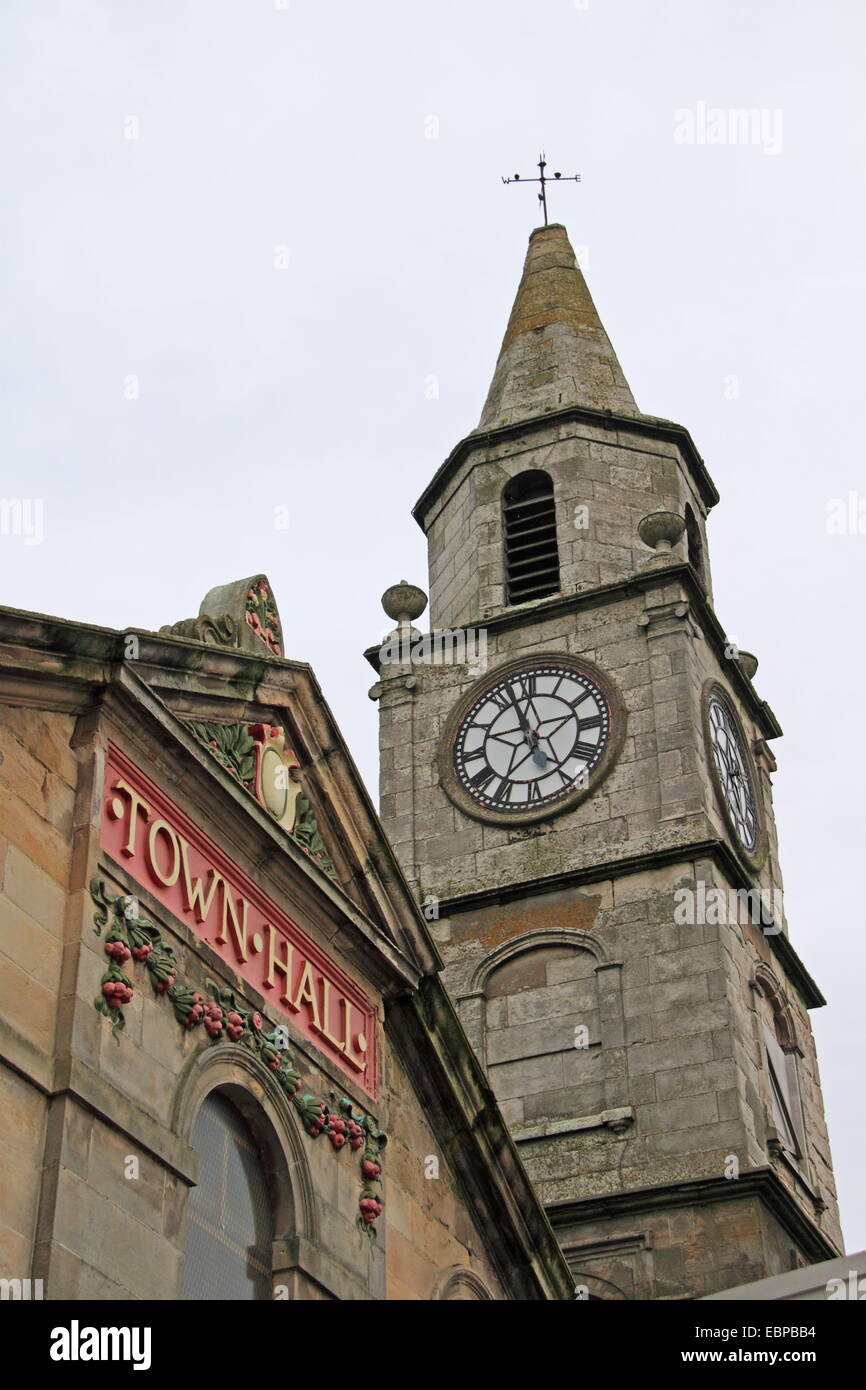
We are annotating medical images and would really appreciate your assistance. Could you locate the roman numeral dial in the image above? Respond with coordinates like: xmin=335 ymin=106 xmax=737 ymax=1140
xmin=452 ymin=661 xmax=612 ymax=816
xmin=706 ymin=691 xmax=759 ymax=854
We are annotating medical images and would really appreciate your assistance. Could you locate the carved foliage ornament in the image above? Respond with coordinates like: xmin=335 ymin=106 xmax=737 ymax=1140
xmin=91 ymin=879 xmax=386 ymax=1234
xmin=160 ymin=574 xmax=283 ymax=659
xmin=185 ymin=721 xmax=337 ymax=880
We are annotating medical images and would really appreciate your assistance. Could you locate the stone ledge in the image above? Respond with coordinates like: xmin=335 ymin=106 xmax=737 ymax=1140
xmin=513 ymin=1107 xmax=634 ymax=1142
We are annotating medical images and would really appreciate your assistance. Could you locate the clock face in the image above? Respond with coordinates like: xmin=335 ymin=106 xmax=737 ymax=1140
xmin=453 ymin=662 xmax=611 ymax=815
xmin=707 ymin=692 xmax=758 ymax=852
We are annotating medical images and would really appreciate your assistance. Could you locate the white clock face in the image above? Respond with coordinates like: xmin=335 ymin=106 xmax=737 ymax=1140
xmin=453 ymin=662 xmax=611 ymax=814
xmin=707 ymin=692 xmax=758 ymax=852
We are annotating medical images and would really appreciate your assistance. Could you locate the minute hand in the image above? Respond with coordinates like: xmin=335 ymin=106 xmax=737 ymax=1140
xmin=508 ymin=691 xmax=548 ymax=767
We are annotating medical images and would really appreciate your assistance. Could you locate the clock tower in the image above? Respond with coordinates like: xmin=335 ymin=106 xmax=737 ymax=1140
xmin=368 ymin=223 xmax=843 ymax=1299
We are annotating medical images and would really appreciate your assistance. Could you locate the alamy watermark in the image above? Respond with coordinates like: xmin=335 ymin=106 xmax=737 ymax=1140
xmin=674 ymin=882 xmax=781 ymax=933
xmin=674 ymin=103 xmax=783 ymax=157
xmin=826 ymin=492 xmax=866 ymax=535
xmin=379 ymin=626 xmax=487 ymax=674
xmin=0 ymin=497 xmax=44 ymax=546
xmin=1 ymin=1277 xmax=43 ymax=1299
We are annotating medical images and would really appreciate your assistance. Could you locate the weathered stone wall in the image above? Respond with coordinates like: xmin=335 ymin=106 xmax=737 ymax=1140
xmin=428 ymin=856 xmax=843 ymax=1290
xmin=0 ymin=705 xmax=77 ymax=1286
xmin=376 ymin=462 xmax=842 ymax=1290
xmin=423 ymin=418 xmax=711 ymax=631
xmin=558 ymin=1193 xmax=814 ymax=1301
xmin=1 ymin=702 xmax=512 ymax=1301
xmin=380 ymin=1043 xmax=504 ymax=1300
xmin=378 ymin=574 xmax=709 ymax=905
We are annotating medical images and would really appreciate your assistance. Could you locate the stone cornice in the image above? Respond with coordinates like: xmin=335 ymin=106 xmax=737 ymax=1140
xmin=364 ymin=563 xmax=782 ymax=742
xmin=436 ymin=837 xmax=826 ymax=1011
xmin=547 ymin=1167 xmax=842 ymax=1267
xmin=412 ymin=403 xmax=720 ymax=529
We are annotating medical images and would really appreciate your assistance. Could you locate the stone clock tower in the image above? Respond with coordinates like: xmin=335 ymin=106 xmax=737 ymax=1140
xmin=367 ymin=224 xmax=843 ymax=1299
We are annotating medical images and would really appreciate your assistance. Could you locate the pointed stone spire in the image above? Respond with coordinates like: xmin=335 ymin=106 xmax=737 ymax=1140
xmin=478 ymin=223 xmax=638 ymax=429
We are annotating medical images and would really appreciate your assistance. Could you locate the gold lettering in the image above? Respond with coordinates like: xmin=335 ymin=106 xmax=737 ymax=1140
xmin=216 ymin=883 xmax=249 ymax=963
xmin=112 ymin=779 xmax=151 ymax=857
xmin=178 ymin=837 xmax=222 ymax=923
xmin=315 ymin=979 xmax=346 ymax=1051
xmin=292 ymin=960 xmax=322 ymax=1030
xmin=146 ymin=819 xmax=181 ymax=886
xmin=263 ymin=925 xmax=298 ymax=1009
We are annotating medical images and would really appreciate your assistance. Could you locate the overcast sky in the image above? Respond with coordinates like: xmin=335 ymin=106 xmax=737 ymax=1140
xmin=2 ymin=0 xmax=864 ymax=1255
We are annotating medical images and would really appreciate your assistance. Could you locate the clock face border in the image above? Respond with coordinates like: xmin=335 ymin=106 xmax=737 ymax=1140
xmin=438 ymin=652 xmax=627 ymax=828
xmin=701 ymin=680 xmax=767 ymax=871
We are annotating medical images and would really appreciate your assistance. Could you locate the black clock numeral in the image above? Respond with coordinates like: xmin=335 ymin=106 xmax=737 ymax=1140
xmin=468 ymin=764 xmax=495 ymax=791
xmin=708 ymin=694 xmax=758 ymax=852
xmin=572 ymin=740 xmax=600 ymax=760
xmin=577 ymin=715 xmax=602 ymax=732
xmin=456 ymin=664 xmax=612 ymax=813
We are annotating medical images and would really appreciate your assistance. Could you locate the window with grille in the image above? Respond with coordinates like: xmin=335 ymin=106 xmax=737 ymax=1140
xmin=183 ymin=1092 xmax=275 ymax=1301
xmin=685 ymin=503 xmax=704 ymax=582
xmin=503 ymin=471 xmax=560 ymax=605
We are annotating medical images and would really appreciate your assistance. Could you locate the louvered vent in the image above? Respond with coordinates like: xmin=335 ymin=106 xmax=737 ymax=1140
xmin=685 ymin=503 xmax=705 ymax=584
xmin=503 ymin=471 xmax=560 ymax=605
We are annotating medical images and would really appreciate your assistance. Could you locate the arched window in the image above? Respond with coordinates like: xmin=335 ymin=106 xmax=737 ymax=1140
xmin=684 ymin=504 xmax=704 ymax=582
xmin=503 ymin=471 xmax=560 ymax=605
xmin=183 ymin=1092 xmax=275 ymax=1300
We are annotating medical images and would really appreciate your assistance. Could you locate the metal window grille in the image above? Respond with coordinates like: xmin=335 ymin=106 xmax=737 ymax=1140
xmin=685 ymin=503 xmax=704 ymax=581
xmin=183 ymin=1093 xmax=274 ymax=1301
xmin=503 ymin=472 xmax=560 ymax=605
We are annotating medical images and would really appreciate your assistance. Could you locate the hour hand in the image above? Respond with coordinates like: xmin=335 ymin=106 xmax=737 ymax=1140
xmin=508 ymin=690 xmax=538 ymax=745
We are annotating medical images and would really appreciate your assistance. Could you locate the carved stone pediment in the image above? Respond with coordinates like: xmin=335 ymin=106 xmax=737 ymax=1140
xmin=160 ymin=574 xmax=283 ymax=658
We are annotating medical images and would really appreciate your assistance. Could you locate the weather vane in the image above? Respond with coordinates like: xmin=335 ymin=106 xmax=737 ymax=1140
xmin=501 ymin=153 xmax=581 ymax=227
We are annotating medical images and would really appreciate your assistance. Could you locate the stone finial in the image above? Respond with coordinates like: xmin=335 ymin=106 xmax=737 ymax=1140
xmin=637 ymin=511 xmax=686 ymax=567
xmin=381 ymin=581 xmax=428 ymax=626
xmin=738 ymin=651 xmax=759 ymax=680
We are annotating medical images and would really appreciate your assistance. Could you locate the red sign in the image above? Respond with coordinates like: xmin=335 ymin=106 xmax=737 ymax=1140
xmin=100 ymin=746 xmax=377 ymax=1097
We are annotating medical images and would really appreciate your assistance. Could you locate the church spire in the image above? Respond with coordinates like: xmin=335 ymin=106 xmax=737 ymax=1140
xmin=478 ymin=223 xmax=638 ymax=429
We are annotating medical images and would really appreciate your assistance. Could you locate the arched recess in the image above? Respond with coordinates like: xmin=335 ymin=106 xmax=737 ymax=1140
xmin=752 ymin=962 xmax=798 ymax=1053
xmin=457 ymin=929 xmax=628 ymax=1127
xmin=571 ymin=1271 xmax=629 ymax=1301
xmin=468 ymin=928 xmax=610 ymax=994
xmin=432 ymin=1265 xmax=495 ymax=1301
xmin=171 ymin=1043 xmax=318 ymax=1298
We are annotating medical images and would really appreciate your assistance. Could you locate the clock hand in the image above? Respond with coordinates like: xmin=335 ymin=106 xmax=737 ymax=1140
xmin=507 ymin=689 xmax=539 ymax=749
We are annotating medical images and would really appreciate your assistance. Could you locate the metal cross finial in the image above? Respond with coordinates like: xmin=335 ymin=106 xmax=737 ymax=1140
xmin=501 ymin=153 xmax=581 ymax=227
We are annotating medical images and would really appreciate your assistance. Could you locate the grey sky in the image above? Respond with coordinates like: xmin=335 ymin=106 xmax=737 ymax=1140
xmin=2 ymin=0 xmax=864 ymax=1251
